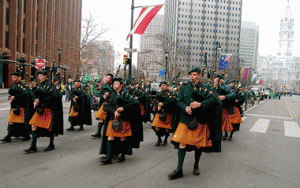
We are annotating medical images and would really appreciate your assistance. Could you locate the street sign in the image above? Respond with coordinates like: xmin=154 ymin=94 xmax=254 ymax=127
xmin=124 ymin=48 xmax=137 ymax=53
xmin=35 ymin=59 xmax=46 ymax=69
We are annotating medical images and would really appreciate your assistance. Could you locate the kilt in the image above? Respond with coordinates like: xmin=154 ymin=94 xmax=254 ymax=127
xmin=106 ymin=119 xmax=132 ymax=138
xmin=229 ymin=106 xmax=242 ymax=124
xmin=171 ymin=122 xmax=212 ymax=148
xmin=140 ymin=103 xmax=145 ymax=116
xmin=29 ymin=108 xmax=52 ymax=131
xmin=69 ymin=105 xmax=79 ymax=117
xmin=151 ymin=113 xmax=172 ymax=130
xmin=222 ymin=109 xmax=233 ymax=132
xmin=94 ymin=103 xmax=107 ymax=121
xmin=7 ymin=107 xmax=25 ymax=123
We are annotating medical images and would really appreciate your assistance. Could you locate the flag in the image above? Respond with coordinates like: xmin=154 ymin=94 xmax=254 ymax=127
xmin=240 ymin=68 xmax=244 ymax=78
xmin=251 ymin=74 xmax=258 ymax=81
xmin=219 ymin=54 xmax=231 ymax=70
xmin=126 ymin=5 xmax=163 ymax=41
xmin=159 ymin=70 xmax=165 ymax=77
xmin=241 ymin=68 xmax=249 ymax=79
xmin=259 ymin=79 xmax=263 ymax=85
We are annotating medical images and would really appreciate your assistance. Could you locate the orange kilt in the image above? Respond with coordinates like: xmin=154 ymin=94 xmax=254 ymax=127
xmin=229 ymin=106 xmax=242 ymax=124
xmin=151 ymin=113 xmax=172 ymax=129
xmin=222 ymin=109 xmax=233 ymax=132
xmin=106 ymin=119 xmax=132 ymax=138
xmin=29 ymin=108 xmax=52 ymax=131
xmin=7 ymin=107 xmax=25 ymax=123
xmin=94 ymin=103 xmax=107 ymax=120
xmin=140 ymin=103 xmax=145 ymax=116
xmin=171 ymin=122 xmax=212 ymax=147
xmin=69 ymin=105 xmax=79 ymax=117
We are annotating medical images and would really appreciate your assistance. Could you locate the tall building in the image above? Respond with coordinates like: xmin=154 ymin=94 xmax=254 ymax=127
xmin=164 ymin=0 xmax=243 ymax=77
xmin=0 ymin=0 xmax=82 ymax=88
xmin=239 ymin=21 xmax=259 ymax=69
xmin=137 ymin=14 xmax=164 ymax=82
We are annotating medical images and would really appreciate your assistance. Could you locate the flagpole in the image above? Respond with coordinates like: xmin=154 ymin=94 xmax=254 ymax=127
xmin=134 ymin=4 xmax=164 ymax=9
xmin=128 ymin=0 xmax=134 ymax=85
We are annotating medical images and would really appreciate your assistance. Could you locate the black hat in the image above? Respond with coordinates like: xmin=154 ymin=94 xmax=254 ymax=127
xmin=188 ymin=67 xmax=201 ymax=74
xmin=214 ymin=74 xmax=222 ymax=78
xmin=229 ymin=80 xmax=235 ymax=84
xmin=106 ymin=73 xmax=114 ymax=78
xmin=37 ymin=70 xmax=48 ymax=76
xmin=159 ymin=81 xmax=168 ymax=87
xmin=113 ymin=78 xmax=123 ymax=84
xmin=74 ymin=80 xmax=81 ymax=83
xmin=101 ymin=86 xmax=113 ymax=93
xmin=12 ymin=72 xmax=21 ymax=77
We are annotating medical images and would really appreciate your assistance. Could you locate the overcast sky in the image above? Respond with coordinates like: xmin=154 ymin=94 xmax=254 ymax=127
xmin=82 ymin=0 xmax=300 ymax=66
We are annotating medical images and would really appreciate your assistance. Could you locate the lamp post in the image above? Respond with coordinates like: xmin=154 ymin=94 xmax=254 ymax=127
xmin=215 ymin=41 xmax=221 ymax=71
xmin=165 ymin=51 xmax=169 ymax=82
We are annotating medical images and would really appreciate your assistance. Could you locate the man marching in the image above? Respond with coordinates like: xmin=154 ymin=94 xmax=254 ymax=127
xmin=168 ymin=67 xmax=219 ymax=179
xmin=1 ymin=72 xmax=34 ymax=143
xmin=151 ymin=81 xmax=176 ymax=146
xmin=67 ymin=80 xmax=92 ymax=131
xmin=24 ymin=70 xmax=64 ymax=153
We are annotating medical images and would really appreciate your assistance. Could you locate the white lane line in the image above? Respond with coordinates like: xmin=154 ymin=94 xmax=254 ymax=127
xmin=284 ymin=121 xmax=300 ymax=138
xmin=249 ymin=119 xmax=270 ymax=133
xmin=245 ymin=114 xmax=294 ymax=120
xmin=244 ymin=100 xmax=266 ymax=113
xmin=0 ymin=107 xmax=10 ymax=111
xmin=242 ymin=117 xmax=247 ymax=122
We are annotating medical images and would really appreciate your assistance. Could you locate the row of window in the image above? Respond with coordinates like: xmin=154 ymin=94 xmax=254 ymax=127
xmin=178 ymin=14 xmax=241 ymax=22
xmin=179 ymin=0 xmax=242 ymax=6
xmin=179 ymin=21 xmax=240 ymax=29
xmin=179 ymin=8 xmax=241 ymax=17
xmin=177 ymin=27 xmax=240 ymax=35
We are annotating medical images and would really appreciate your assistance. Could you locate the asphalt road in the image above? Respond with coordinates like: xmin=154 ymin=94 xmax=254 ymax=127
xmin=0 ymin=96 xmax=299 ymax=188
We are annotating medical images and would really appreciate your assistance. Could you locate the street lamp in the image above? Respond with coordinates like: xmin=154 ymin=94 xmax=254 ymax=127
xmin=165 ymin=51 xmax=169 ymax=82
xmin=57 ymin=48 xmax=62 ymax=88
xmin=215 ymin=41 xmax=221 ymax=71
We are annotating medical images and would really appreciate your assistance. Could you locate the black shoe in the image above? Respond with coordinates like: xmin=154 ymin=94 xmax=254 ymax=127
xmin=79 ymin=126 xmax=84 ymax=131
xmin=1 ymin=136 xmax=11 ymax=143
xmin=66 ymin=127 xmax=74 ymax=131
xmin=228 ymin=137 xmax=232 ymax=141
xmin=222 ymin=135 xmax=227 ymax=140
xmin=193 ymin=168 xmax=201 ymax=176
xmin=168 ymin=170 xmax=183 ymax=180
xmin=101 ymin=158 xmax=112 ymax=165
xmin=117 ymin=155 xmax=126 ymax=163
xmin=44 ymin=144 xmax=55 ymax=151
xmin=100 ymin=156 xmax=107 ymax=162
xmin=24 ymin=146 xmax=37 ymax=154
xmin=161 ymin=140 xmax=168 ymax=146
xmin=155 ymin=139 xmax=162 ymax=147
xmin=22 ymin=136 xmax=31 ymax=141
xmin=91 ymin=133 xmax=101 ymax=138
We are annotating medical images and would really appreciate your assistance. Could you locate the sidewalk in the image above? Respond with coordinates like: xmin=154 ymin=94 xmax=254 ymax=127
xmin=0 ymin=89 xmax=8 ymax=94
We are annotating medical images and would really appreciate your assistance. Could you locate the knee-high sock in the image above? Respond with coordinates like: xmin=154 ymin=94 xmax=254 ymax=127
xmin=194 ymin=149 xmax=202 ymax=169
xmin=120 ymin=141 xmax=126 ymax=157
xmin=176 ymin=148 xmax=186 ymax=171
xmin=49 ymin=134 xmax=54 ymax=146
xmin=31 ymin=131 xmax=38 ymax=148
xmin=7 ymin=124 xmax=12 ymax=137
xmin=106 ymin=140 xmax=113 ymax=160
xmin=97 ymin=122 xmax=103 ymax=135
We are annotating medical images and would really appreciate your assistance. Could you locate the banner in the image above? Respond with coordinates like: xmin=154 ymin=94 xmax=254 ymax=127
xmin=126 ymin=5 xmax=163 ymax=40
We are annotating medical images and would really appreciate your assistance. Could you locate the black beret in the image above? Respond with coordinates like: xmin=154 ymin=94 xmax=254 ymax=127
xmin=106 ymin=73 xmax=114 ymax=78
xmin=12 ymin=72 xmax=21 ymax=77
xmin=37 ymin=70 xmax=48 ymax=76
xmin=159 ymin=81 xmax=168 ymax=86
xmin=229 ymin=80 xmax=235 ymax=84
xmin=74 ymin=80 xmax=81 ymax=83
xmin=214 ymin=74 xmax=222 ymax=78
xmin=113 ymin=78 xmax=123 ymax=84
xmin=188 ymin=67 xmax=201 ymax=74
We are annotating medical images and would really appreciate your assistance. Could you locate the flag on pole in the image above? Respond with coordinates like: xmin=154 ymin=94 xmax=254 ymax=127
xmin=251 ymin=74 xmax=258 ymax=81
xmin=242 ymin=68 xmax=250 ymax=79
xmin=258 ymin=79 xmax=263 ymax=85
xmin=218 ymin=54 xmax=231 ymax=70
xmin=126 ymin=5 xmax=163 ymax=41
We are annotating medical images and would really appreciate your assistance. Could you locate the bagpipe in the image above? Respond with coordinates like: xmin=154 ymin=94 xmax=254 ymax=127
xmin=8 ymin=84 xmax=24 ymax=115
xmin=101 ymin=86 xmax=113 ymax=112
xmin=71 ymin=87 xmax=85 ymax=112
xmin=155 ymin=93 xmax=169 ymax=122
xmin=34 ymin=80 xmax=55 ymax=114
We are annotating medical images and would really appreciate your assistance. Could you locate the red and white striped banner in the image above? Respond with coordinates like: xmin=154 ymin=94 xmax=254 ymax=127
xmin=126 ymin=4 xmax=163 ymax=41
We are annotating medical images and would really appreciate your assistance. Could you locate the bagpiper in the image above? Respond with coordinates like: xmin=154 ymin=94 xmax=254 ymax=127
xmin=99 ymin=78 xmax=143 ymax=165
xmin=151 ymin=81 xmax=176 ymax=146
xmin=1 ymin=72 xmax=34 ymax=143
xmin=24 ymin=70 xmax=64 ymax=153
xmin=67 ymin=80 xmax=92 ymax=131
xmin=168 ymin=67 xmax=221 ymax=180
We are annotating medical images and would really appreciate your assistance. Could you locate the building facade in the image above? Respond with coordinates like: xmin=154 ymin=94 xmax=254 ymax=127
xmin=239 ymin=21 xmax=259 ymax=69
xmin=0 ymin=0 xmax=82 ymax=88
xmin=164 ymin=0 xmax=243 ymax=78
xmin=137 ymin=14 xmax=164 ymax=82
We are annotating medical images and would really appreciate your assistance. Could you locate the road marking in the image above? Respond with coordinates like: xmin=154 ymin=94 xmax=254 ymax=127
xmin=284 ymin=121 xmax=300 ymax=138
xmin=0 ymin=107 xmax=10 ymax=111
xmin=245 ymin=114 xmax=294 ymax=120
xmin=249 ymin=119 xmax=270 ymax=133
xmin=242 ymin=117 xmax=247 ymax=122
xmin=284 ymin=99 xmax=297 ymax=119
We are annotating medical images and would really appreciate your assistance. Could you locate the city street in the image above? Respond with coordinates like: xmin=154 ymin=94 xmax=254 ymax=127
xmin=0 ymin=95 xmax=299 ymax=188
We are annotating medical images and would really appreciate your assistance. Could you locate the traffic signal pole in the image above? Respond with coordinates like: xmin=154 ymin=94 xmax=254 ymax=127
xmin=128 ymin=0 xmax=134 ymax=86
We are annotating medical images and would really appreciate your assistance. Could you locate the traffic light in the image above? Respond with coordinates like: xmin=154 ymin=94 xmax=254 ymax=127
xmin=123 ymin=54 xmax=131 ymax=65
